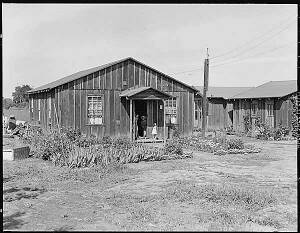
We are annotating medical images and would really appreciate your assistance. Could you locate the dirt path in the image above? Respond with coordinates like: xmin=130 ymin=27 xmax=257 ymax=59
xmin=3 ymin=139 xmax=297 ymax=231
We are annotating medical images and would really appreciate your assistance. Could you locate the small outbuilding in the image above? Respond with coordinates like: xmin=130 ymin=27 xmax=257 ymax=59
xmin=228 ymin=80 xmax=297 ymax=132
xmin=27 ymin=57 xmax=198 ymax=140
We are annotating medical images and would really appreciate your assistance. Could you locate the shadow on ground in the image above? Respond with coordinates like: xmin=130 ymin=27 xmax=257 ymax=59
xmin=3 ymin=212 xmax=27 ymax=230
xmin=3 ymin=186 xmax=46 ymax=202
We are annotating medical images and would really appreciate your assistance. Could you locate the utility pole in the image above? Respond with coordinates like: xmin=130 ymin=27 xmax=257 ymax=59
xmin=202 ymin=48 xmax=209 ymax=138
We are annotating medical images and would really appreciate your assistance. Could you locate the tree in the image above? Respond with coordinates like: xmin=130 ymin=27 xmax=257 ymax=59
xmin=12 ymin=85 xmax=33 ymax=105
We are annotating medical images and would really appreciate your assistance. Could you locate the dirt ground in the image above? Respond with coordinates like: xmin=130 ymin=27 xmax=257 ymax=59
xmin=3 ymin=137 xmax=297 ymax=231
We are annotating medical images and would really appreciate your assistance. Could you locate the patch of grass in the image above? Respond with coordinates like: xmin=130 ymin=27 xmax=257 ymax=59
xmin=164 ymin=181 xmax=278 ymax=210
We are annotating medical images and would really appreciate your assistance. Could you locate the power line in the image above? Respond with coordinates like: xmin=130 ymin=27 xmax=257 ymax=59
xmin=210 ymin=19 xmax=296 ymax=65
xmin=210 ymin=15 xmax=296 ymax=60
xmin=210 ymin=42 xmax=295 ymax=68
xmin=169 ymin=67 xmax=204 ymax=75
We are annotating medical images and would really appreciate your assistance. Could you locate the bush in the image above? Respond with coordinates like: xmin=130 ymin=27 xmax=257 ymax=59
xmin=254 ymin=117 xmax=273 ymax=140
xmin=225 ymin=138 xmax=244 ymax=150
xmin=164 ymin=139 xmax=183 ymax=155
xmin=273 ymin=125 xmax=290 ymax=140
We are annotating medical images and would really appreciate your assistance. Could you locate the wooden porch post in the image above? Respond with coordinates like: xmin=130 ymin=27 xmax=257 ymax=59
xmin=129 ymin=98 xmax=133 ymax=141
xmin=163 ymin=99 xmax=166 ymax=144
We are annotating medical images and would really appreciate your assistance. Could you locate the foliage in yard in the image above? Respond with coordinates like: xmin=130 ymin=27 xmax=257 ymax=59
xmin=19 ymin=126 xmax=192 ymax=168
xmin=290 ymin=95 xmax=298 ymax=138
xmin=273 ymin=125 xmax=290 ymax=140
xmin=243 ymin=114 xmax=252 ymax=133
xmin=253 ymin=117 xmax=273 ymax=140
xmin=164 ymin=139 xmax=183 ymax=155
xmin=179 ymin=135 xmax=260 ymax=155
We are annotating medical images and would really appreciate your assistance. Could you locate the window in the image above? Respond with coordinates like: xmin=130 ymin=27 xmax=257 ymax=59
xmin=87 ymin=95 xmax=103 ymax=125
xmin=165 ymin=98 xmax=177 ymax=124
xmin=251 ymin=103 xmax=257 ymax=116
xmin=267 ymin=104 xmax=274 ymax=116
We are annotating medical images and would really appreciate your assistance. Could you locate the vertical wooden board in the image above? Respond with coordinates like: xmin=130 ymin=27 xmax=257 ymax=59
xmin=74 ymin=80 xmax=81 ymax=129
xmin=87 ymin=74 xmax=93 ymax=89
xmin=150 ymin=70 xmax=156 ymax=88
xmin=120 ymin=97 xmax=128 ymax=136
xmin=189 ymin=92 xmax=194 ymax=134
xmin=134 ymin=62 xmax=139 ymax=86
xmin=105 ymin=67 xmax=112 ymax=90
xmin=140 ymin=66 xmax=146 ymax=87
xmin=110 ymin=90 xmax=115 ymax=137
xmin=122 ymin=61 xmax=128 ymax=90
xmin=94 ymin=71 xmax=99 ymax=90
xmin=153 ymin=100 xmax=157 ymax=125
xmin=116 ymin=63 xmax=122 ymax=90
xmin=104 ymin=90 xmax=111 ymax=136
xmin=128 ymin=60 xmax=134 ymax=88
xmin=99 ymin=70 xmax=105 ymax=90
xmin=81 ymin=78 xmax=87 ymax=135
xmin=115 ymin=91 xmax=121 ymax=137
xmin=167 ymin=78 xmax=172 ymax=91
xmin=68 ymin=82 xmax=74 ymax=129
xmin=112 ymin=65 xmax=117 ymax=90
xmin=157 ymin=74 xmax=162 ymax=90
xmin=51 ymin=91 xmax=55 ymax=127
xmin=158 ymin=100 xmax=163 ymax=127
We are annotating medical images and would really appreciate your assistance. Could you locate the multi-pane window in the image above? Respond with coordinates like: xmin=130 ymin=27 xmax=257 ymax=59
xmin=87 ymin=96 xmax=103 ymax=125
xmin=267 ymin=104 xmax=274 ymax=116
xmin=165 ymin=98 xmax=177 ymax=124
xmin=251 ymin=103 xmax=257 ymax=116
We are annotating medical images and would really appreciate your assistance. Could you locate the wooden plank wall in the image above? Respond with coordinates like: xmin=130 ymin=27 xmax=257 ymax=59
xmin=29 ymin=59 xmax=195 ymax=138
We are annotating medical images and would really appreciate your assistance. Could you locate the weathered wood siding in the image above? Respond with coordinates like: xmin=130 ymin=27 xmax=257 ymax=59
xmin=232 ymin=95 xmax=295 ymax=132
xmin=29 ymin=59 xmax=195 ymax=138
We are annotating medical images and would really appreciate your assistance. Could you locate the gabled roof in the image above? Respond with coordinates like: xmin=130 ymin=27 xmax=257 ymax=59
xmin=230 ymin=80 xmax=297 ymax=99
xmin=28 ymin=57 xmax=198 ymax=94
xmin=194 ymin=86 xmax=253 ymax=99
xmin=120 ymin=86 xmax=173 ymax=99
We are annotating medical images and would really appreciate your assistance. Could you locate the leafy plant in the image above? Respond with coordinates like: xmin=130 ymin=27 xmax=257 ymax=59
xmin=164 ymin=139 xmax=183 ymax=155
xmin=243 ymin=114 xmax=251 ymax=133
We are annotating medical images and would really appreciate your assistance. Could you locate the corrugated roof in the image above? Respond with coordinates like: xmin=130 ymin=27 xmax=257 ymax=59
xmin=230 ymin=80 xmax=297 ymax=99
xmin=28 ymin=57 xmax=198 ymax=94
xmin=120 ymin=86 xmax=173 ymax=99
xmin=194 ymin=86 xmax=253 ymax=99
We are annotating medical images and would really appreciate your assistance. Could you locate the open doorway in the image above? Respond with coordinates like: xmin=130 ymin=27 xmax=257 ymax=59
xmin=135 ymin=100 xmax=147 ymax=138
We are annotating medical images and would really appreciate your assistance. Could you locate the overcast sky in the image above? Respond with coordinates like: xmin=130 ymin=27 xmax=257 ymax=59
xmin=2 ymin=4 xmax=297 ymax=98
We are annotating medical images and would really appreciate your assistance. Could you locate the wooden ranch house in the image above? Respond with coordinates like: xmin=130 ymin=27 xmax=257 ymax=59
xmin=27 ymin=57 xmax=198 ymax=140
xmin=228 ymin=80 xmax=297 ymax=132
xmin=193 ymin=86 xmax=252 ymax=130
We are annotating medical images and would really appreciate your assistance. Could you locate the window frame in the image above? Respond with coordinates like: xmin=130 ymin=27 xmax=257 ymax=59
xmin=86 ymin=94 xmax=104 ymax=125
xmin=165 ymin=97 xmax=177 ymax=124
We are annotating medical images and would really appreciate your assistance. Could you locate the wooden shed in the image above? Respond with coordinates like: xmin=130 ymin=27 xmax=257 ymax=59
xmin=27 ymin=57 xmax=198 ymax=140
xmin=194 ymin=86 xmax=252 ymax=130
xmin=229 ymin=80 xmax=297 ymax=132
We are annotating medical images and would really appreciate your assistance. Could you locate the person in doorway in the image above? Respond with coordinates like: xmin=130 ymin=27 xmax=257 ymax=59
xmin=140 ymin=115 xmax=147 ymax=139
xmin=152 ymin=123 xmax=157 ymax=139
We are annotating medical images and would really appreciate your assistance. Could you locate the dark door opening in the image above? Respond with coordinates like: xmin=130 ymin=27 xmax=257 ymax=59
xmin=135 ymin=100 xmax=147 ymax=137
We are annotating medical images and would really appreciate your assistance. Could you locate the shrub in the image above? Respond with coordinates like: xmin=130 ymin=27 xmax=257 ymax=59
xmin=243 ymin=114 xmax=251 ymax=133
xmin=273 ymin=124 xmax=290 ymax=140
xmin=164 ymin=139 xmax=183 ymax=155
xmin=254 ymin=117 xmax=273 ymax=140
xmin=225 ymin=138 xmax=244 ymax=150
xmin=290 ymin=95 xmax=298 ymax=138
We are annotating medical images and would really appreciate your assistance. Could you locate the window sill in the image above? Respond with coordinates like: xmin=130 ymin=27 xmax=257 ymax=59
xmin=86 ymin=124 xmax=105 ymax=126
